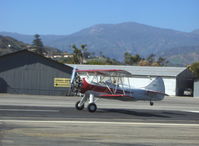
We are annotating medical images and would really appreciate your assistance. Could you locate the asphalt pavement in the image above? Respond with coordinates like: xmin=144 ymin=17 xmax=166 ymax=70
xmin=0 ymin=94 xmax=199 ymax=146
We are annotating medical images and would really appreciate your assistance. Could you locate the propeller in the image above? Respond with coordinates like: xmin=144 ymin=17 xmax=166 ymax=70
xmin=70 ymin=66 xmax=77 ymax=86
xmin=68 ymin=66 xmax=82 ymax=95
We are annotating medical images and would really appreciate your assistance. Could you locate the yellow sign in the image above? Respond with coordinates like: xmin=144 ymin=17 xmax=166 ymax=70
xmin=54 ymin=78 xmax=70 ymax=87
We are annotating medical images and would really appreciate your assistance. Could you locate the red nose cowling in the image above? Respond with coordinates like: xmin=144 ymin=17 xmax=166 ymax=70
xmin=80 ymin=78 xmax=90 ymax=93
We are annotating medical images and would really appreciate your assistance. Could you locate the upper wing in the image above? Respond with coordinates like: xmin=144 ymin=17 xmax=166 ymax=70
xmin=77 ymin=69 xmax=132 ymax=77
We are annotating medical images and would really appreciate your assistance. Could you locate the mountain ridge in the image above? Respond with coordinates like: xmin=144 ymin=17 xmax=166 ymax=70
xmin=0 ymin=35 xmax=61 ymax=56
xmin=1 ymin=22 xmax=199 ymax=65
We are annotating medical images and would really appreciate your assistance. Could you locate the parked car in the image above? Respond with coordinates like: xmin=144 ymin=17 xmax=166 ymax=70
xmin=184 ymin=88 xmax=192 ymax=96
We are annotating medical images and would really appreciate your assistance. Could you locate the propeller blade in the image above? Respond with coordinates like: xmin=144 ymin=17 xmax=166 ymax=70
xmin=67 ymin=66 xmax=77 ymax=96
xmin=70 ymin=66 xmax=77 ymax=85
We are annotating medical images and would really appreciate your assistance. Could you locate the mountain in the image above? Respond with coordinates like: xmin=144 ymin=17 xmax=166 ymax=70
xmin=0 ymin=32 xmax=66 ymax=46
xmin=0 ymin=35 xmax=28 ymax=55
xmin=60 ymin=22 xmax=199 ymax=58
xmin=161 ymin=46 xmax=199 ymax=66
xmin=1 ymin=22 xmax=199 ymax=65
xmin=0 ymin=35 xmax=61 ymax=56
xmin=191 ymin=29 xmax=199 ymax=35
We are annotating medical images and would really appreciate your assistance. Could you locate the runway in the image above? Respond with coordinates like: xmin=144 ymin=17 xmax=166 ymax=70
xmin=0 ymin=94 xmax=199 ymax=146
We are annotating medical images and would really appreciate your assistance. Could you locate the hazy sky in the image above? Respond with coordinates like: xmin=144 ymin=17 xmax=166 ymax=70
xmin=1 ymin=0 xmax=199 ymax=35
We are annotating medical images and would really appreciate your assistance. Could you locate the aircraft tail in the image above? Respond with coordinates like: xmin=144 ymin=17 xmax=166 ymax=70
xmin=144 ymin=77 xmax=165 ymax=94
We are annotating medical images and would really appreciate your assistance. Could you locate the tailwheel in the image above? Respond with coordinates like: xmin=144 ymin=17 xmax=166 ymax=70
xmin=75 ymin=101 xmax=84 ymax=110
xmin=87 ymin=103 xmax=97 ymax=113
xmin=150 ymin=101 xmax=154 ymax=106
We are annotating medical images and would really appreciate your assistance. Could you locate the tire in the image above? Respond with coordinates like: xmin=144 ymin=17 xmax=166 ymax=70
xmin=150 ymin=101 xmax=154 ymax=106
xmin=75 ymin=101 xmax=84 ymax=110
xmin=87 ymin=103 xmax=97 ymax=112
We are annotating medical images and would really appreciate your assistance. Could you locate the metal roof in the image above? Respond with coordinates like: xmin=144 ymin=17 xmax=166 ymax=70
xmin=67 ymin=64 xmax=187 ymax=77
xmin=0 ymin=50 xmax=73 ymax=73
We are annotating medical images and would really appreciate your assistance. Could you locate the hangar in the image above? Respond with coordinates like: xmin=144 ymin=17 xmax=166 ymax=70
xmin=0 ymin=50 xmax=72 ymax=96
xmin=0 ymin=50 xmax=195 ymax=97
xmin=194 ymin=80 xmax=199 ymax=97
xmin=68 ymin=64 xmax=195 ymax=96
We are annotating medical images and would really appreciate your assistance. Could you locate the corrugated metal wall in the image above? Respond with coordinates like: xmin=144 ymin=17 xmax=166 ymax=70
xmin=0 ymin=50 xmax=72 ymax=96
xmin=176 ymin=69 xmax=195 ymax=96
xmin=194 ymin=80 xmax=199 ymax=97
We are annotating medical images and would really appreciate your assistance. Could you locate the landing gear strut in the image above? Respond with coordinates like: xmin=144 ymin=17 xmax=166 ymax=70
xmin=75 ymin=93 xmax=98 ymax=112
xmin=75 ymin=101 xmax=84 ymax=110
xmin=87 ymin=94 xmax=97 ymax=112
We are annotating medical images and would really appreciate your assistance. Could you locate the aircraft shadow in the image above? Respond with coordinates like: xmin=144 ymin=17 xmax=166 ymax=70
xmin=100 ymin=108 xmax=170 ymax=118
xmin=1 ymin=105 xmax=198 ymax=123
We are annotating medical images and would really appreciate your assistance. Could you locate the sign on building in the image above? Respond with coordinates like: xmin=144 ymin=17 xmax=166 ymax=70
xmin=54 ymin=78 xmax=70 ymax=87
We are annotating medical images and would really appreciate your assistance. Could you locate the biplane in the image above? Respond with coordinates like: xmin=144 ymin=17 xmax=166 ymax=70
xmin=70 ymin=68 xmax=168 ymax=112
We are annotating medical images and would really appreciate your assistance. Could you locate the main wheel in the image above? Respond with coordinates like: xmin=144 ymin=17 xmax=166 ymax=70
xmin=150 ymin=101 xmax=154 ymax=106
xmin=75 ymin=101 xmax=84 ymax=110
xmin=87 ymin=103 xmax=97 ymax=112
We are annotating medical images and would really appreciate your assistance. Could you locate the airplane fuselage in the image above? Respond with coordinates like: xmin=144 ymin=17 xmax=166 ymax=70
xmin=80 ymin=78 xmax=165 ymax=102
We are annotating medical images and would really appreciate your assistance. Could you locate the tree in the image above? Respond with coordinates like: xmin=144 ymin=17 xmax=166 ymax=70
xmin=188 ymin=62 xmax=199 ymax=78
xmin=157 ymin=57 xmax=169 ymax=66
xmin=147 ymin=54 xmax=156 ymax=64
xmin=124 ymin=52 xmax=132 ymax=65
xmin=32 ymin=34 xmax=45 ymax=55
xmin=71 ymin=44 xmax=89 ymax=64
xmin=124 ymin=52 xmax=142 ymax=65
xmin=132 ymin=54 xmax=142 ymax=64
xmin=80 ymin=44 xmax=89 ymax=60
xmin=71 ymin=44 xmax=83 ymax=64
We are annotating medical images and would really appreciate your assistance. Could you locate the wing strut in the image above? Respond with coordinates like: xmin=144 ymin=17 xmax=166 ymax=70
xmin=119 ymin=76 xmax=126 ymax=95
xmin=105 ymin=82 xmax=114 ymax=94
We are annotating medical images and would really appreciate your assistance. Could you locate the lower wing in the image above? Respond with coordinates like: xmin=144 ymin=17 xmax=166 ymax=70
xmin=99 ymin=94 xmax=133 ymax=101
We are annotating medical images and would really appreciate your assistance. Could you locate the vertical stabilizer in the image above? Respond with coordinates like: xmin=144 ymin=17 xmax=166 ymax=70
xmin=145 ymin=77 xmax=165 ymax=94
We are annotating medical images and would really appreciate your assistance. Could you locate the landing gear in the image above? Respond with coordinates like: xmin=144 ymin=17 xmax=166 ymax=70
xmin=150 ymin=101 xmax=154 ymax=106
xmin=75 ymin=101 xmax=84 ymax=110
xmin=75 ymin=93 xmax=98 ymax=112
xmin=87 ymin=103 xmax=97 ymax=112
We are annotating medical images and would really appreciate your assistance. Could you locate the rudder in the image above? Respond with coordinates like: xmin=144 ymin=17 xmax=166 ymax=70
xmin=144 ymin=77 xmax=165 ymax=94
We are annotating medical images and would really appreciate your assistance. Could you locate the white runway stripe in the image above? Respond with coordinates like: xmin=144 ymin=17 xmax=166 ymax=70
xmin=181 ymin=110 xmax=199 ymax=113
xmin=0 ymin=109 xmax=59 ymax=112
xmin=0 ymin=120 xmax=199 ymax=127
xmin=186 ymin=110 xmax=199 ymax=113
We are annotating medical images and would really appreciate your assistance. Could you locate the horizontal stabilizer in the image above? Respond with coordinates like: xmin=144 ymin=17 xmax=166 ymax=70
xmin=146 ymin=90 xmax=168 ymax=96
